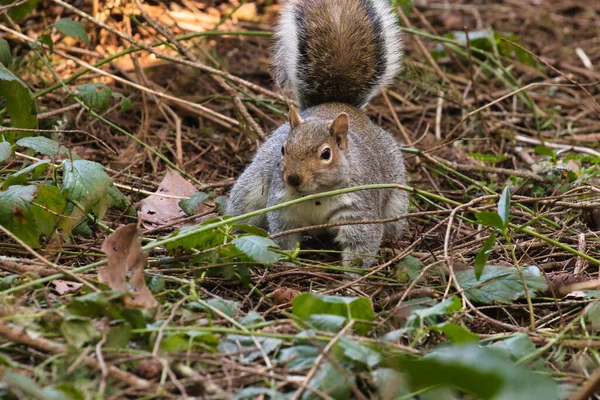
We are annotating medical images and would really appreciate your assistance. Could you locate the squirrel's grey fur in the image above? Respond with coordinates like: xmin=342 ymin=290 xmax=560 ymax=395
xmin=227 ymin=0 xmax=408 ymax=268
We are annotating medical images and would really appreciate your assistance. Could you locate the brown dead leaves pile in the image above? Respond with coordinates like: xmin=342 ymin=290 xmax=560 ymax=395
xmin=99 ymin=223 xmax=157 ymax=309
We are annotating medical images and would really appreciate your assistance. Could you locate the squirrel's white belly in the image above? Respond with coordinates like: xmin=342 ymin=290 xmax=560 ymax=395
xmin=279 ymin=189 xmax=357 ymax=228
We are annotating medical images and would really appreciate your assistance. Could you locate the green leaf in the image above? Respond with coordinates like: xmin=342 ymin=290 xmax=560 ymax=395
xmin=233 ymin=223 xmax=269 ymax=237
xmin=232 ymin=235 xmax=281 ymax=265
xmin=60 ymin=317 xmax=99 ymax=347
xmin=165 ymin=217 xmax=230 ymax=251
xmin=105 ymin=322 xmax=132 ymax=349
xmin=218 ymin=334 xmax=282 ymax=363
xmin=17 ymin=136 xmax=73 ymax=158
xmin=43 ymin=383 xmax=85 ymax=400
xmin=371 ymin=368 xmax=411 ymax=400
xmin=475 ymin=211 xmax=504 ymax=230
xmin=487 ymin=333 xmax=547 ymax=371
xmin=239 ymin=311 xmax=265 ymax=327
xmin=456 ymin=265 xmax=548 ymax=304
xmin=51 ymin=18 xmax=89 ymax=45
xmin=398 ymin=255 xmax=424 ymax=280
xmin=277 ymin=345 xmax=320 ymax=370
xmin=339 ymin=336 xmax=381 ymax=368
xmin=107 ymin=185 xmax=135 ymax=215
xmin=292 ymin=293 xmax=375 ymax=336
xmin=585 ymin=302 xmax=600 ymax=332
xmin=0 ymin=37 xmax=11 ymax=67
xmin=400 ymin=344 xmax=558 ymax=400
xmin=207 ymin=298 xmax=239 ymax=318
xmin=111 ymin=92 xmax=132 ymax=112
xmin=534 ymin=146 xmax=556 ymax=162
xmin=235 ymin=388 xmax=288 ymax=400
xmin=0 ymin=185 xmax=66 ymax=247
xmin=66 ymin=291 xmax=125 ymax=318
xmin=75 ymin=83 xmax=112 ymax=111
xmin=148 ymin=275 xmax=165 ymax=293
xmin=179 ymin=191 xmax=210 ymax=216
xmin=0 ymin=0 xmax=41 ymax=20
xmin=61 ymin=159 xmax=112 ymax=218
xmin=497 ymin=186 xmax=511 ymax=228
xmin=39 ymin=34 xmax=54 ymax=53
xmin=430 ymin=322 xmax=479 ymax=344
xmin=475 ymin=233 xmax=496 ymax=280
xmin=306 ymin=314 xmax=347 ymax=333
xmin=1 ymin=370 xmax=50 ymax=400
xmin=0 ymin=63 xmax=37 ymax=142
xmin=31 ymin=185 xmax=67 ymax=238
xmin=405 ymin=296 xmax=461 ymax=333
xmin=302 ymin=362 xmax=352 ymax=400
xmin=0 ymin=141 xmax=12 ymax=163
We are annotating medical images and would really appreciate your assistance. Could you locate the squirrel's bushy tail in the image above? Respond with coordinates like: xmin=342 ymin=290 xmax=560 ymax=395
xmin=273 ymin=0 xmax=402 ymax=110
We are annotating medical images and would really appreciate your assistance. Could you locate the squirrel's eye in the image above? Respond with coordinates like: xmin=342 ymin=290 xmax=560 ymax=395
xmin=281 ymin=146 xmax=285 ymax=155
xmin=320 ymin=148 xmax=331 ymax=161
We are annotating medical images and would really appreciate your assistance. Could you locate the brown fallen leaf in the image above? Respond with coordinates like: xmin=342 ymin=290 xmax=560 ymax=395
xmin=52 ymin=280 xmax=83 ymax=295
xmin=100 ymin=223 xmax=158 ymax=309
xmin=270 ymin=287 xmax=301 ymax=305
xmin=138 ymin=168 xmax=199 ymax=229
xmin=136 ymin=359 xmax=162 ymax=380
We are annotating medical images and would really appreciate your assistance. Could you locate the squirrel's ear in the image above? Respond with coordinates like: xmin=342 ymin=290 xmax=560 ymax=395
xmin=288 ymin=104 xmax=302 ymax=129
xmin=329 ymin=113 xmax=349 ymax=151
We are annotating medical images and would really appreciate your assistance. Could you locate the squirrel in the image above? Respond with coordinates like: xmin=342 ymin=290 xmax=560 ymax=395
xmin=227 ymin=0 xmax=408 ymax=268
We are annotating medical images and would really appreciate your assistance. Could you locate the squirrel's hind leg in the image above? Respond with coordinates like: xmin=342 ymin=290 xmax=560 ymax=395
xmin=267 ymin=209 xmax=302 ymax=250
xmin=334 ymin=223 xmax=384 ymax=269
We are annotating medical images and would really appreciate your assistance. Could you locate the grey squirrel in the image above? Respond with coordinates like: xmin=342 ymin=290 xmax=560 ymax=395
xmin=227 ymin=0 xmax=408 ymax=268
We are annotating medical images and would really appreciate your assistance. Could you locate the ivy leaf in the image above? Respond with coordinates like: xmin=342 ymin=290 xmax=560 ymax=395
xmin=232 ymin=235 xmax=281 ymax=265
xmin=497 ymin=186 xmax=511 ymax=228
xmin=456 ymin=265 xmax=548 ymax=304
xmin=0 ymin=63 xmax=37 ymax=142
xmin=0 ymin=141 xmax=12 ymax=163
xmin=16 ymin=136 xmax=76 ymax=158
xmin=474 ymin=233 xmax=496 ymax=280
xmin=475 ymin=211 xmax=504 ymax=230
xmin=292 ymin=293 xmax=375 ymax=335
xmin=0 ymin=37 xmax=11 ymax=67
xmin=60 ymin=317 xmax=99 ymax=347
xmin=51 ymin=18 xmax=89 ymax=45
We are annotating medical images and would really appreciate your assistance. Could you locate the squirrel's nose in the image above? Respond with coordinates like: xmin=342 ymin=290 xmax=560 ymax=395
xmin=286 ymin=173 xmax=301 ymax=187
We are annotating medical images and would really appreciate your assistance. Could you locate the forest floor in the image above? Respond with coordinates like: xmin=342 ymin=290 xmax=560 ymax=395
xmin=1 ymin=0 xmax=600 ymax=399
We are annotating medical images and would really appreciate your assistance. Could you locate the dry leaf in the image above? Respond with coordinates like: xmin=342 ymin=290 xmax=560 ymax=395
xmin=52 ymin=280 xmax=83 ymax=295
xmin=270 ymin=287 xmax=301 ymax=305
xmin=139 ymin=168 xmax=198 ymax=229
xmin=100 ymin=223 xmax=158 ymax=309
xmin=136 ymin=359 xmax=162 ymax=380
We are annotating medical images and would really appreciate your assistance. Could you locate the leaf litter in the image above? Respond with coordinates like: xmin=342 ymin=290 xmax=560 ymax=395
xmin=0 ymin=1 xmax=599 ymax=399
xmin=99 ymin=223 xmax=157 ymax=309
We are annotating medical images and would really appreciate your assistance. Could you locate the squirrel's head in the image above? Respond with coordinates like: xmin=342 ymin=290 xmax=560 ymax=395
xmin=280 ymin=105 xmax=348 ymax=194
